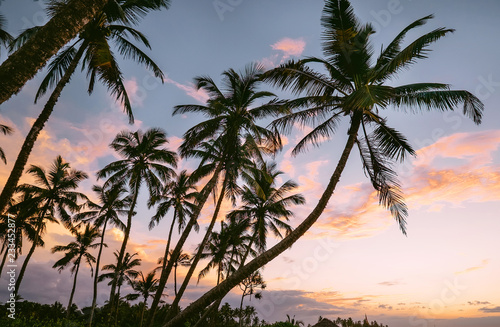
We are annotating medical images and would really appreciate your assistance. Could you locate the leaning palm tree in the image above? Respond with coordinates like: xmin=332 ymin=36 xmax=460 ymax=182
xmin=0 ymin=0 xmax=170 ymax=214
xmin=52 ymin=223 xmax=100 ymax=319
xmin=126 ymin=271 xmax=161 ymax=327
xmin=156 ymin=64 xmax=289 ymax=325
xmin=74 ymin=183 xmax=130 ymax=327
xmin=163 ymin=0 xmax=484 ymax=324
xmin=97 ymin=128 xmax=177 ymax=314
xmin=146 ymin=64 xmax=288 ymax=326
xmin=0 ymin=0 xmax=111 ymax=105
xmin=14 ymin=155 xmax=88 ymax=294
xmin=0 ymin=123 xmax=13 ymax=164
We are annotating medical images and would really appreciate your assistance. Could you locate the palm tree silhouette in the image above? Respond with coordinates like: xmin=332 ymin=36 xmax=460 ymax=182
xmin=74 ymin=183 xmax=130 ymax=326
xmin=97 ymin=128 xmax=177 ymax=314
xmin=0 ymin=0 xmax=170 ymax=214
xmin=52 ymin=223 xmax=100 ymax=319
xmin=14 ymin=155 xmax=88 ymax=295
xmin=165 ymin=0 xmax=483 ymax=324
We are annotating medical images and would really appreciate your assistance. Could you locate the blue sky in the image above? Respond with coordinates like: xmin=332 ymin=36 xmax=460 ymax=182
xmin=1 ymin=1 xmax=500 ymax=326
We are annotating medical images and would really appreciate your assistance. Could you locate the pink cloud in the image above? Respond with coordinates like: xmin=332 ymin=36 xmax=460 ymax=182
xmin=165 ymin=76 xmax=210 ymax=104
xmin=271 ymin=37 xmax=306 ymax=58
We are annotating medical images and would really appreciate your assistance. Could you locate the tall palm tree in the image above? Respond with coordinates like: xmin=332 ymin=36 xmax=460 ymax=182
xmin=0 ymin=123 xmax=13 ymax=164
xmin=74 ymin=183 xmax=130 ymax=327
xmin=126 ymin=271 xmax=161 ymax=327
xmin=0 ymin=0 xmax=170 ymax=214
xmin=97 ymin=128 xmax=177 ymax=314
xmin=163 ymin=1 xmax=484 ymax=325
xmin=52 ymin=223 xmax=100 ymax=319
xmin=149 ymin=170 xmax=197 ymax=298
xmin=0 ymin=0 xmax=111 ymax=105
xmin=15 ymin=155 xmax=88 ymax=294
xmin=229 ymin=161 xmax=305 ymax=268
xmin=99 ymin=251 xmax=141 ymax=324
xmin=159 ymin=64 xmax=288 ymax=324
xmin=147 ymin=63 xmax=288 ymax=326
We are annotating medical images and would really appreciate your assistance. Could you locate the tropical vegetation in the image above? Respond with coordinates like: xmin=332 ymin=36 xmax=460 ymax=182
xmin=0 ymin=0 xmax=485 ymax=326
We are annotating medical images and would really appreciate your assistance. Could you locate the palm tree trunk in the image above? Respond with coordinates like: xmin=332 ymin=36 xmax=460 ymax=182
xmin=146 ymin=162 xmax=224 ymax=327
xmin=108 ymin=182 xmax=140 ymax=318
xmin=238 ymin=230 xmax=257 ymax=270
xmin=0 ymin=42 xmax=87 ymax=214
xmin=88 ymin=218 xmax=108 ymax=327
xmin=192 ymin=298 xmax=221 ymax=327
xmin=165 ymin=176 xmax=228 ymax=322
xmin=0 ymin=241 xmax=8 ymax=277
xmin=114 ymin=283 xmax=122 ymax=325
xmin=66 ymin=260 xmax=81 ymax=319
xmin=0 ymin=0 xmax=106 ymax=106
xmin=140 ymin=298 xmax=147 ymax=327
xmin=239 ymin=286 xmax=246 ymax=327
xmin=163 ymin=114 xmax=363 ymax=327
xmin=173 ymin=263 xmax=178 ymax=297
xmin=15 ymin=202 xmax=51 ymax=294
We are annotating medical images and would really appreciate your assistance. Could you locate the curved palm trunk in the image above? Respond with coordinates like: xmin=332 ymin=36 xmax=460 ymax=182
xmin=165 ymin=177 xmax=228 ymax=322
xmin=173 ymin=262 xmax=178 ymax=297
xmin=146 ymin=162 xmax=224 ymax=327
xmin=163 ymin=115 xmax=362 ymax=327
xmin=66 ymin=259 xmax=82 ymax=319
xmin=0 ymin=43 xmax=87 ymax=214
xmin=0 ymin=0 xmax=106 ymax=106
xmin=108 ymin=181 xmax=140 ymax=319
xmin=88 ymin=218 xmax=108 ymax=327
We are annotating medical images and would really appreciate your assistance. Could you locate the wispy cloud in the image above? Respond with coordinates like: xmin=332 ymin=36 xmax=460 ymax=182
xmin=455 ymin=259 xmax=490 ymax=275
xmin=165 ymin=76 xmax=209 ymax=104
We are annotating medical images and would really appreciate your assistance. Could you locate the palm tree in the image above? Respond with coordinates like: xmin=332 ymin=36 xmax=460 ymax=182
xmin=52 ymin=223 xmax=100 ymax=319
xmin=147 ymin=64 xmax=287 ymax=326
xmin=163 ymin=1 xmax=484 ymax=324
xmin=0 ymin=0 xmax=110 ymax=105
xmin=197 ymin=219 xmax=251 ymax=286
xmin=99 ymin=251 xmax=141 ymax=324
xmin=149 ymin=170 xmax=197 ymax=298
xmin=0 ymin=192 xmax=42 ymax=277
xmin=15 ymin=155 xmax=88 ymax=294
xmin=74 ymin=183 xmax=130 ymax=327
xmin=97 ymin=128 xmax=177 ymax=314
xmin=0 ymin=0 xmax=170 ymax=214
xmin=159 ymin=64 xmax=288 ymax=324
xmin=156 ymin=249 xmax=191 ymax=298
xmin=0 ymin=123 xmax=13 ymax=164
xmin=126 ymin=271 xmax=161 ymax=327
xmin=229 ymin=161 xmax=305 ymax=267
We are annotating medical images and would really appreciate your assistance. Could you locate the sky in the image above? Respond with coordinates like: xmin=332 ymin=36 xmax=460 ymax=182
xmin=1 ymin=0 xmax=500 ymax=326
